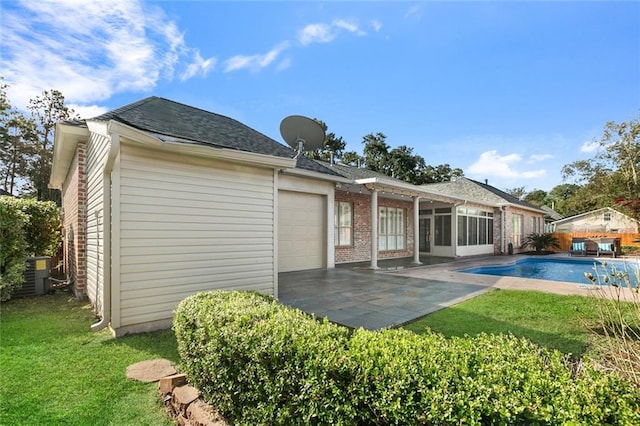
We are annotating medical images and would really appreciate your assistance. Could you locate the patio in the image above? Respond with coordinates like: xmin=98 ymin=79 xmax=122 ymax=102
xmin=278 ymin=256 xmax=491 ymax=329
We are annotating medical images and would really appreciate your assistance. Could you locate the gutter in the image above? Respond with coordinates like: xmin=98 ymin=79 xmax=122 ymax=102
xmin=91 ymin=132 xmax=120 ymax=332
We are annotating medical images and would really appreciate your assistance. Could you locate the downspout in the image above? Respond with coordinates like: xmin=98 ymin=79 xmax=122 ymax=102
xmin=91 ymin=132 xmax=120 ymax=332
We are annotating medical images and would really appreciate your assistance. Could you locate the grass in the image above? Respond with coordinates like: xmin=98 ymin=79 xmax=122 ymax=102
xmin=403 ymin=289 xmax=601 ymax=357
xmin=0 ymin=290 xmax=178 ymax=425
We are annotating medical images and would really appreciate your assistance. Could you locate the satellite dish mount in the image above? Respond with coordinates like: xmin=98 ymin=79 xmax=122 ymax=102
xmin=280 ymin=115 xmax=325 ymax=160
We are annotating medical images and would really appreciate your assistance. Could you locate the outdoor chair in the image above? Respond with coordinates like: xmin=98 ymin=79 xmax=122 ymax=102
xmin=597 ymin=240 xmax=616 ymax=258
xmin=568 ymin=239 xmax=586 ymax=256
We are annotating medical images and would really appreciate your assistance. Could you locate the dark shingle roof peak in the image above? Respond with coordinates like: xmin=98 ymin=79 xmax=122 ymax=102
xmin=88 ymin=96 xmax=294 ymax=159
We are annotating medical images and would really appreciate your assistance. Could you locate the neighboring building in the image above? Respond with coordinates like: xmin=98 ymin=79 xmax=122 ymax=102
xmin=50 ymin=96 xmax=545 ymax=336
xmin=550 ymin=207 xmax=639 ymax=233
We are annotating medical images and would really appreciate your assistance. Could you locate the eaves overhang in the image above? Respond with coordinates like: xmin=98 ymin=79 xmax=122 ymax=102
xmin=49 ymin=122 xmax=89 ymax=189
xmin=355 ymin=177 xmax=468 ymax=205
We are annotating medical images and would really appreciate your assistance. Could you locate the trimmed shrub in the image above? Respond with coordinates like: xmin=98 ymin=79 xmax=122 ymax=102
xmin=173 ymin=291 xmax=355 ymax=425
xmin=6 ymin=197 xmax=61 ymax=257
xmin=174 ymin=291 xmax=640 ymax=425
xmin=0 ymin=198 xmax=28 ymax=301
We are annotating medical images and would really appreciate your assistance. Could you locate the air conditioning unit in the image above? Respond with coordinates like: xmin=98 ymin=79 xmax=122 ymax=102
xmin=13 ymin=257 xmax=51 ymax=298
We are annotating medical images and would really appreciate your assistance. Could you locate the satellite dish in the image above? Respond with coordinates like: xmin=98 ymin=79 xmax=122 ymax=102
xmin=280 ymin=115 xmax=325 ymax=158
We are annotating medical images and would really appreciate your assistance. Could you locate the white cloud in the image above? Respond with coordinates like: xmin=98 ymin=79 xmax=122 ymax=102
xmin=69 ymin=104 xmax=109 ymax=120
xmin=580 ymin=140 xmax=600 ymax=153
xmin=299 ymin=23 xmax=336 ymax=45
xmin=405 ymin=4 xmax=424 ymax=20
xmin=468 ymin=150 xmax=546 ymax=179
xmin=298 ymin=19 xmax=368 ymax=46
xmin=333 ymin=19 xmax=366 ymax=36
xmin=223 ymin=42 xmax=290 ymax=73
xmin=0 ymin=0 xmax=215 ymax=110
xmin=528 ymin=153 xmax=553 ymax=163
xmin=371 ymin=19 xmax=383 ymax=32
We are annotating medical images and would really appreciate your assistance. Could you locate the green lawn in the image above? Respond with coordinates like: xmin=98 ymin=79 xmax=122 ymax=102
xmin=403 ymin=289 xmax=600 ymax=357
xmin=0 ymin=287 xmax=627 ymax=424
xmin=0 ymin=290 xmax=178 ymax=425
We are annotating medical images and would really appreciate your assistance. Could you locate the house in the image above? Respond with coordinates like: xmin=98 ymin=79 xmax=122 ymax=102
xmin=540 ymin=205 xmax=564 ymax=232
xmin=550 ymin=207 xmax=639 ymax=233
xmin=418 ymin=178 xmax=547 ymax=255
xmin=50 ymin=96 xmax=545 ymax=336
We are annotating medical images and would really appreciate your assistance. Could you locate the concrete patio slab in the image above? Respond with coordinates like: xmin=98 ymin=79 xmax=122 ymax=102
xmin=278 ymin=254 xmax=639 ymax=330
xmin=278 ymin=266 xmax=490 ymax=330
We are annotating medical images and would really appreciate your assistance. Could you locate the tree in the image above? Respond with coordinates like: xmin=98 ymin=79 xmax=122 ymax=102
xmin=505 ymin=186 xmax=526 ymax=201
xmin=25 ymin=90 xmax=78 ymax=203
xmin=341 ymin=151 xmax=364 ymax=167
xmin=547 ymin=183 xmax=581 ymax=216
xmin=0 ymin=80 xmax=36 ymax=195
xmin=362 ymin=132 xmax=391 ymax=174
xmin=562 ymin=114 xmax=640 ymax=222
xmin=523 ymin=189 xmax=548 ymax=207
xmin=388 ymin=145 xmax=425 ymax=183
xmin=420 ymin=164 xmax=464 ymax=184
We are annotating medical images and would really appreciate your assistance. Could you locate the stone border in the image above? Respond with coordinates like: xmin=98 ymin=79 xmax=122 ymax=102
xmin=126 ymin=359 xmax=229 ymax=426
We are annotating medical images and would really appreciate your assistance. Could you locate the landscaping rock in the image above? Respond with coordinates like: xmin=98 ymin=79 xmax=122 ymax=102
xmin=126 ymin=358 xmax=176 ymax=382
xmin=159 ymin=373 xmax=187 ymax=393
xmin=174 ymin=385 xmax=200 ymax=406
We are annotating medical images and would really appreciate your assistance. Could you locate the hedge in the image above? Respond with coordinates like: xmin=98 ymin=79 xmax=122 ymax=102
xmin=0 ymin=196 xmax=61 ymax=301
xmin=0 ymin=199 xmax=28 ymax=301
xmin=174 ymin=291 xmax=640 ymax=425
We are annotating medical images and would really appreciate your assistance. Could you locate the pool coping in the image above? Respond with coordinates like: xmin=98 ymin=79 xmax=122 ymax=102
xmin=387 ymin=254 xmax=640 ymax=302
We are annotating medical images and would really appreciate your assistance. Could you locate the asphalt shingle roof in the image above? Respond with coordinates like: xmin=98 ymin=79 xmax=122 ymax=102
xmin=422 ymin=177 xmax=543 ymax=210
xmin=83 ymin=96 xmax=350 ymax=176
xmin=90 ymin=96 xmax=295 ymax=158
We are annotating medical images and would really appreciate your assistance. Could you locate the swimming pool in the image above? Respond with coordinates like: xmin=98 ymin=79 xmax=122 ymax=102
xmin=458 ymin=257 xmax=621 ymax=285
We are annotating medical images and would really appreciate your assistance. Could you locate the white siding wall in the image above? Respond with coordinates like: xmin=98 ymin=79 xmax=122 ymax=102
xmin=85 ymin=132 xmax=110 ymax=315
xmin=116 ymin=144 xmax=276 ymax=330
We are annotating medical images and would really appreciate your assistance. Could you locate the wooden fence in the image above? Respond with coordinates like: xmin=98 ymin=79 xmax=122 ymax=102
xmin=551 ymin=232 xmax=640 ymax=252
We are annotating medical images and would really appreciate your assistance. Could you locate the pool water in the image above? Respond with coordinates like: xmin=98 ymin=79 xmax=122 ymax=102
xmin=458 ymin=257 xmax=621 ymax=285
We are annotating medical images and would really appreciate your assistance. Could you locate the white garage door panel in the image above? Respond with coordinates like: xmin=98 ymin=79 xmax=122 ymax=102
xmin=278 ymin=191 xmax=325 ymax=272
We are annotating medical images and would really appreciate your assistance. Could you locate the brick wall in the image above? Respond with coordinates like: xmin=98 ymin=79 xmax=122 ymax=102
xmin=334 ymin=190 xmax=414 ymax=264
xmin=62 ymin=143 xmax=87 ymax=298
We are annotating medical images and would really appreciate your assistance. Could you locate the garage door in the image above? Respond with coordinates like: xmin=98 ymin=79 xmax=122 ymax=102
xmin=278 ymin=191 xmax=326 ymax=272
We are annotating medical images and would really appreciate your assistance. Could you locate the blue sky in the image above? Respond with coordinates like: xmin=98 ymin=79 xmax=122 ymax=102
xmin=1 ymin=1 xmax=638 ymax=192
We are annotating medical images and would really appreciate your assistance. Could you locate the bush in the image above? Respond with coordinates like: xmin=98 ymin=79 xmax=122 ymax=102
xmin=0 ymin=197 xmax=61 ymax=301
xmin=174 ymin=291 xmax=640 ymax=425
xmin=4 ymin=197 xmax=61 ymax=257
xmin=521 ymin=232 xmax=561 ymax=253
xmin=173 ymin=291 xmax=355 ymax=425
xmin=0 ymin=198 xmax=28 ymax=301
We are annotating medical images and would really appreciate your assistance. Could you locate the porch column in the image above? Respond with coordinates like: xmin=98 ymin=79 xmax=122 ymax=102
xmin=370 ymin=189 xmax=379 ymax=269
xmin=412 ymin=196 xmax=421 ymax=264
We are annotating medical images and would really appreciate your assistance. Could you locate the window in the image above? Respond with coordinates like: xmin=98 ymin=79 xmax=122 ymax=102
xmin=379 ymin=206 xmax=405 ymax=250
xmin=532 ymin=216 xmax=539 ymax=233
xmin=604 ymin=211 xmax=612 ymax=221
xmin=512 ymin=214 xmax=524 ymax=247
xmin=334 ymin=202 xmax=352 ymax=246
xmin=434 ymin=208 xmax=452 ymax=246
xmin=457 ymin=207 xmax=493 ymax=246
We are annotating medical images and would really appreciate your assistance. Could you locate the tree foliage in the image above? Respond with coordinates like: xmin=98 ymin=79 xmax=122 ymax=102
xmin=1 ymin=81 xmax=79 ymax=203
xmin=0 ymin=80 xmax=37 ymax=195
xmin=304 ymin=119 xmax=347 ymax=164
xmin=0 ymin=197 xmax=27 ymax=301
xmin=562 ymin=114 xmax=640 ymax=222
xmin=25 ymin=90 xmax=79 ymax=203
